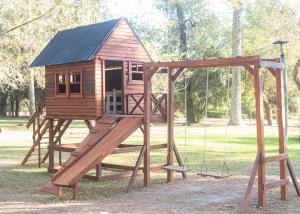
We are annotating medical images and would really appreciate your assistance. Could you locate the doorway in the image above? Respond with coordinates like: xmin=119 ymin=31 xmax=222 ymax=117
xmin=104 ymin=60 xmax=123 ymax=114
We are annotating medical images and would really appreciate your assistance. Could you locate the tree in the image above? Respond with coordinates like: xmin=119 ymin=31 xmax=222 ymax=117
xmin=0 ymin=0 xmax=103 ymax=116
xmin=154 ymin=0 xmax=230 ymax=123
xmin=229 ymin=1 xmax=243 ymax=125
xmin=293 ymin=59 xmax=300 ymax=91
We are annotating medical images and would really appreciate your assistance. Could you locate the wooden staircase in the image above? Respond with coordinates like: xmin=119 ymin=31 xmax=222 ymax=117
xmin=21 ymin=99 xmax=72 ymax=167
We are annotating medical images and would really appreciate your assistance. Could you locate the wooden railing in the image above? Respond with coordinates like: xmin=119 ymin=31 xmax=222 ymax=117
xmin=125 ymin=93 xmax=167 ymax=120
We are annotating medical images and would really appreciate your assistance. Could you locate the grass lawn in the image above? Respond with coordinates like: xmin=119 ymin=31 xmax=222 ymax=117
xmin=0 ymin=116 xmax=299 ymax=212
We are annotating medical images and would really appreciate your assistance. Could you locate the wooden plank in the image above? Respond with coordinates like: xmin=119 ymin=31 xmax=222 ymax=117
xmin=263 ymin=154 xmax=287 ymax=163
xmin=274 ymin=68 xmax=288 ymax=200
xmin=144 ymin=56 xmax=260 ymax=69
xmin=253 ymin=65 xmax=266 ymax=208
xmin=128 ymin=144 xmax=146 ymax=193
xmin=167 ymin=67 xmax=175 ymax=183
xmin=240 ymin=153 xmax=260 ymax=213
xmin=48 ymin=119 xmax=54 ymax=173
xmin=163 ymin=165 xmax=190 ymax=173
xmin=51 ymin=117 xmax=143 ymax=186
xmin=263 ymin=179 xmax=289 ymax=190
xmin=173 ymin=140 xmax=187 ymax=179
xmin=242 ymin=64 xmax=255 ymax=76
xmin=143 ymin=67 xmax=151 ymax=187
xmin=198 ymin=172 xmax=231 ymax=178
xmin=287 ymin=158 xmax=300 ymax=196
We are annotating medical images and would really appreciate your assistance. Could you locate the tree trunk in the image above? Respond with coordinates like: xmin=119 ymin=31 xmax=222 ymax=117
xmin=263 ymin=94 xmax=272 ymax=125
xmin=28 ymin=0 xmax=36 ymax=116
xmin=15 ymin=93 xmax=20 ymax=117
xmin=293 ymin=58 xmax=300 ymax=91
xmin=229 ymin=4 xmax=243 ymax=126
xmin=175 ymin=3 xmax=187 ymax=60
xmin=10 ymin=93 xmax=15 ymax=117
xmin=175 ymin=3 xmax=196 ymax=123
xmin=0 ymin=92 xmax=7 ymax=116
xmin=28 ymin=68 xmax=36 ymax=115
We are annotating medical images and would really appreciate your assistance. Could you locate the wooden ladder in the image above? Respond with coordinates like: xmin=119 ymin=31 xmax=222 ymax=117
xmin=21 ymin=99 xmax=72 ymax=167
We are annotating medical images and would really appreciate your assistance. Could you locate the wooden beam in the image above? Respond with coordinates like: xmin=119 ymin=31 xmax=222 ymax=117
xmin=145 ymin=56 xmax=260 ymax=69
xmin=172 ymin=67 xmax=184 ymax=81
xmin=167 ymin=67 xmax=175 ymax=183
xmin=263 ymin=179 xmax=289 ymax=191
xmin=275 ymin=68 xmax=288 ymax=200
xmin=143 ymin=66 xmax=151 ymax=187
xmin=173 ymin=140 xmax=187 ymax=179
xmin=48 ymin=119 xmax=54 ymax=173
xmin=243 ymin=64 xmax=255 ymax=76
xmin=84 ymin=120 xmax=93 ymax=130
xmin=241 ymin=153 xmax=260 ymax=213
xmin=263 ymin=154 xmax=287 ymax=163
xmin=127 ymin=144 xmax=146 ymax=193
xmin=145 ymin=67 xmax=160 ymax=81
xmin=253 ymin=66 xmax=266 ymax=208
xmin=287 ymin=158 xmax=300 ymax=196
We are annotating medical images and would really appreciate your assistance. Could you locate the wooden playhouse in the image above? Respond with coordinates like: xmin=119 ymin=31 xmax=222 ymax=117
xmin=22 ymin=18 xmax=172 ymax=196
xmin=22 ymin=18 xmax=299 ymax=211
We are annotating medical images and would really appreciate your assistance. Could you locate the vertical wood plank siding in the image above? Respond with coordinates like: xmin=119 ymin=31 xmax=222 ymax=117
xmin=97 ymin=19 xmax=151 ymax=114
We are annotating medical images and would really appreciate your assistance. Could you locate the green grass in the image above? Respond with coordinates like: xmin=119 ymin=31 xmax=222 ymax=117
xmin=0 ymin=116 xmax=299 ymax=201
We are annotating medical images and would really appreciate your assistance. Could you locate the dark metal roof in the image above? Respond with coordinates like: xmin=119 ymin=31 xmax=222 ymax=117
xmin=31 ymin=18 xmax=121 ymax=67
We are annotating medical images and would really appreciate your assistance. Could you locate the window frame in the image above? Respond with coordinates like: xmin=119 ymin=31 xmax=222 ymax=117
xmin=55 ymin=73 xmax=68 ymax=97
xmin=55 ymin=71 xmax=83 ymax=98
xmin=128 ymin=61 xmax=144 ymax=84
xmin=69 ymin=72 xmax=83 ymax=97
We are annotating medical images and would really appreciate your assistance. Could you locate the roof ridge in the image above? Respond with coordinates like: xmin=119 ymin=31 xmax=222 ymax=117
xmin=60 ymin=18 xmax=122 ymax=33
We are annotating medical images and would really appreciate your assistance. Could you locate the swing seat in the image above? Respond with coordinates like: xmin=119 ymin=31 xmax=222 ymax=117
xmin=163 ymin=165 xmax=190 ymax=172
xmin=197 ymin=171 xmax=232 ymax=179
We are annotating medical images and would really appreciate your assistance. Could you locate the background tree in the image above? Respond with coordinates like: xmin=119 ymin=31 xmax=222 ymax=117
xmin=228 ymin=0 xmax=243 ymax=125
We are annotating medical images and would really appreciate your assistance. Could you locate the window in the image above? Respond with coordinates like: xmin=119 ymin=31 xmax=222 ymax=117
xmin=56 ymin=73 xmax=67 ymax=95
xmin=55 ymin=71 xmax=82 ymax=97
xmin=129 ymin=62 xmax=143 ymax=83
xmin=70 ymin=73 xmax=81 ymax=94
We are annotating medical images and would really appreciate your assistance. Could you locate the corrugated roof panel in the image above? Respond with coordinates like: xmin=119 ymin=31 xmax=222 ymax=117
xmin=31 ymin=18 xmax=121 ymax=67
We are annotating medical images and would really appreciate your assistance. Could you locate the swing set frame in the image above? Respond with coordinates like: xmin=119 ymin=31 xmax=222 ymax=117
xmin=142 ymin=55 xmax=300 ymax=212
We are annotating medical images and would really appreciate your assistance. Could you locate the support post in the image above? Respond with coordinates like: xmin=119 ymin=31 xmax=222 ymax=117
xmin=167 ymin=67 xmax=174 ymax=183
xmin=48 ymin=119 xmax=54 ymax=173
xmin=253 ymin=65 xmax=266 ymax=208
xmin=96 ymin=162 xmax=102 ymax=181
xmin=143 ymin=66 xmax=151 ymax=186
xmin=275 ymin=69 xmax=288 ymax=200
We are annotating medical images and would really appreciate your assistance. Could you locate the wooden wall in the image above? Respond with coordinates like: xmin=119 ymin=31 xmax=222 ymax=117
xmin=97 ymin=19 xmax=151 ymax=114
xmin=45 ymin=61 xmax=100 ymax=119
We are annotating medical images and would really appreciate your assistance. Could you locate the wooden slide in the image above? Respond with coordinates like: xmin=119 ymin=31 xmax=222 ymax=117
xmin=42 ymin=116 xmax=143 ymax=194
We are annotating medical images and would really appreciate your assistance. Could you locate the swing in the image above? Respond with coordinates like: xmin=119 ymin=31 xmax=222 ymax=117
xmin=163 ymin=73 xmax=191 ymax=173
xmin=197 ymin=67 xmax=232 ymax=179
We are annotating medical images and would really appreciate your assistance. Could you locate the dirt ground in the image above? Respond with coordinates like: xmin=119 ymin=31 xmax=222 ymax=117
xmin=0 ymin=119 xmax=299 ymax=214
xmin=1 ymin=172 xmax=300 ymax=214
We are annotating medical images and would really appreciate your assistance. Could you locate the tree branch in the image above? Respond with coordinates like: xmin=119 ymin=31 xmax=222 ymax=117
xmin=0 ymin=6 xmax=56 ymax=36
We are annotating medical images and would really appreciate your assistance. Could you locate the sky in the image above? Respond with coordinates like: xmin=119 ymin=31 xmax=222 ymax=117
xmin=104 ymin=0 xmax=300 ymax=26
